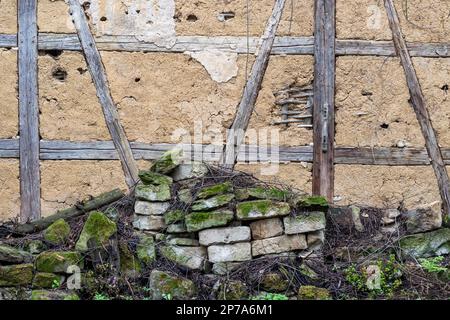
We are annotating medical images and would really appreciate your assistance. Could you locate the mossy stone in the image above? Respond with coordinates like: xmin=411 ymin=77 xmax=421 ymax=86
xmin=31 ymin=290 xmax=80 ymax=300
xmin=185 ymin=210 xmax=234 ymax=232
xmin=32 ymin=273 xmax=64 ymax=289
xmin=178 ymin=188 xmax=193 ymax=204
xmin=150 ymin=149 xmax=184 ymax=174
xmin=399 ymin=228 xmax=450 ymax=258
xmin=0 ymin=244 xmax=33 ymax=264
xmin=119 ymin=242 xmax=141 ymax=278
xmin=191 ymin=194 xmax=235 ymax=211
xmin=35 ymin=251 xmax=83 ymax=273
xmin=135 ymin=183 xmax=171 ymax=202
xmin=218 ymin=280 xmax=248 ymax=300
xmin=164 ymin=209 xmax=185 ymax=225
xmin=296 ymin=196 xmax=328 ymax=210
xmin=75 ymin=211 xmax=117 ymax=252
xmin=138 ymin=170 xmax=173 ymax=186
xmin=298 ymin=286 xmax=331 ymax=300
xmin=261 ymin=273 xmax=289 ymax=292
xmin=136 ymin=234 xmax=156 ymax=266
xmin=246 ymin=187 xmax=291 ymax=201
xmin=236 ymin=200 xmax=291 ymax=220
xmin=159 ymin=245 xmax=207 ymax=270
xmin=25 ymin=240 xmax=47 ymax=255
xmin=0 ymin=264 xmax=33 ymax=287
xmin=197 ymin=182 xmax=233 ymax=199
xmin=44 ymin=218 xmax=71 ymax=245
xmin=149 ymin=270 xmax=196 ymax=300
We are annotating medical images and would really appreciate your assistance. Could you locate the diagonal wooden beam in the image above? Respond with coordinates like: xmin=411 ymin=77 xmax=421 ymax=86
xmin=67 ymin=0 xmax=138 ymax=189
xmin=18 ymin=0 xmax=41 ymax=222
xmin=220 ymin=0 xmax=287 ymax=169
xmin=384 ymin=0 xmax=450 ymax=216
xmin=312 ymin=0 xmax=336 ymax=201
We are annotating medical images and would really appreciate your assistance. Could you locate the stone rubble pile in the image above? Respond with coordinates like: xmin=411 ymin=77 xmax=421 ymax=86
xmin=132 ymin=149 xmax=328 ymax=274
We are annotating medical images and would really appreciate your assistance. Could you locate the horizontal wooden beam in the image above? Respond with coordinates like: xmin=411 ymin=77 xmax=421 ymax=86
xmin=1 ymin=139 xmax=450 ymax=165
xmin=0 ymin=33 xmax=449 ymax=57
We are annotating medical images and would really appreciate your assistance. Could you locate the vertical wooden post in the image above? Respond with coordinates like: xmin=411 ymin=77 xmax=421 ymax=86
xmin=384 ymin=0 xmax=450 ymax=215
xmin=18 ymin=0 xmax=41 ymax=222
xmin=312 ymin=0 xmax=336 ymax=201
xmin=67 ymin=0 xmax=139 ymax=189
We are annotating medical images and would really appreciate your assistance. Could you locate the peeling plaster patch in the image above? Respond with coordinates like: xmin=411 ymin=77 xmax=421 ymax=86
xmin=185 ymin=49 xmax=238 ymax=83
xmin=85 ymin=0 xmax=176 ymax=48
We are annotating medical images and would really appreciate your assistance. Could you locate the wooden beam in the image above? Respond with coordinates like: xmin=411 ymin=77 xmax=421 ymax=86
xmin=4 ymin=139 xmax=450 ymax=165
xmin=384 ymin=0 xmax=450 ymax=215
xmin=1 ymin=33 xmax=449 ymax=57
xmin=220 ymin=0 xmax=287 ymax=169
xmin=67 ymin=0 xmax=138 ymax=189
xmin=18 ymin=0 xmax=41 ymax=222
xmin=312 ymin=0 xmax=336 ymax=201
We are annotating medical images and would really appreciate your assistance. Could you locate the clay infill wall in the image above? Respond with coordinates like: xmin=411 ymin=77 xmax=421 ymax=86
xmin=0 ymin=0 xmax=450 ymax=221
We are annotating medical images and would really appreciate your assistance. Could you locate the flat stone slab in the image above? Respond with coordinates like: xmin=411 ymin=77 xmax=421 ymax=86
xmin=138 ymin=170 xmax=173 ymax=186
xmin=135 ymin=184 xmax=171 ymax=202
xmin=149 ymin=270 xmax=196 ymax=300
xmin=208 ymin=242 xmax=252 ymax=263
xmin=250 ymin=218 xmax=283 ymax=240
xmin=185 ymin=210 xmax=234 ymax=232
xmin=0 ymin=244 xmax=33 ymax=264
xmin=283 ymin=212 xmax=326 ymax=234
xmin=235 ymin=187 xmax=291 ymax=201
xmin=167 ymin=238 xmax=200 ymax=246
xmin=191 ymin=194 xmax=235 ymax=211
xmin=307 ymin=230 xmax=325 ymax=251
xmin=172 ymin=162 xmax=208 ymax=181
xmin=159 ymin=245 xmax=207 ymax=270
xmin=199 ymin=226 xmax=251 ymax=246
xmin=134 ymin=201 xmax=170 ymax=216
xmin=212 ymin=262 xmax=243 ymax=275
xmin=196 ymin=182 xmax=233 ymax=199
xmin=400 ymin=228 xmax=450 ymax=258
xmin=133 ymin=215 xmax=166 ymax=231
xmin=252 ymin=234 xmax=307 ymax=256
xmin=236 ymin=200 xmax=291 ymax=220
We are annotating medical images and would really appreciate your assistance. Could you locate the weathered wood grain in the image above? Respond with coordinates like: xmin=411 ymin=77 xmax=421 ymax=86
xmin=1 ymin=33 xmax=448 ymax=57
xmin=312 ymin=0 xmax=336 ymax=201
xmin=67 ymin=0 xmax=138 ymax=189
xmin=18 ymin=0 xmax=41 ymax=222
xmin=220 ymin=0 xmax=287 ymax=169
xmin=4 ymin=139 xmax=450 ymax=165
xmin=384 ymin=0 xmax=450 ymax=215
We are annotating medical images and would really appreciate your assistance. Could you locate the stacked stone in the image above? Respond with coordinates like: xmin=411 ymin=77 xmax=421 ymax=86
xmin=132 ymin=149 xmax=328 ymax=274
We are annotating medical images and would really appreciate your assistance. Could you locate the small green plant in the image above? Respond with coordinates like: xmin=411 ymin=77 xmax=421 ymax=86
xmin=419 ymin=256 xmax=447 ymax=273
xmin=344 ymin=254 xmax=402 ymax=298
xmin=250 ymin=293 xmax=289 ymax=300
xmin=51 ymin=279 xmax=61 ymax=289
xmin=94 ymin=292 xmax=110 ymax=301
xmin=162 ymin=293 xmax=173 ymax=300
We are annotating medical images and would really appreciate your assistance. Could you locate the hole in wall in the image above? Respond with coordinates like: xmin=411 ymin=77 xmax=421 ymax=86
xmin=77 ymin=67 xmax=87 ymax=75
xmin=187 ymin=14 xmax=198 ymax=22
xmin=218 ymin=11 xmax=235 ymax=22
xmin=134 ymin=77 xmax=141 ymax=83
xmin=380 ymin=123 xmax=389 ymax=129
xmin=42 ymin=50 xmax=63 ymax=59
xmin=100 ymin=16 xmax=107 ymax=22
xmin=441 ymin=84 xmax=448 ymax=93
xmin=52 ymin=67 xmax=68 ymax=82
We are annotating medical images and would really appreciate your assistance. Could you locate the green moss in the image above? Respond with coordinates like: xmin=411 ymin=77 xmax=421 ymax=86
xmin=119 ymin=242 xmax=141 ymax=278
xmin=298 ymin=286 xmax=331 ymax=300
xmin=246 ymin=187 xmax=291 ymax=201
xmin=138 ymin=170 xmax=173 ymax=186
xmin=185 ymin=210 xmax=234 ymax=232
xmin=178 ymin=189 xmax=192 ymax=204
xmin=135 ymin=183 xmax=172 ymax=202
xmin=149 ymin=270 xmax=196 ymax=300
xmin=32 ymin=272 xmax=64 ymax=289
xmin=297 ymin=196 xmax=329 ymax=209
xmin=197 ymin=182 xmax=233 ymax=199
xmin=191 ymin=193 xmax=235 ymax=211
xmin=261 ymin=273 xmax=289 ymax=292
xmin=150 ymin=149 xmax=184 ymax=174
xmin=0 ymin=264 xmax=33 ymax=286
xmin=31 ymin=290 xmax=80 ymax=300
xmin=399 ymin=228 xmax=450 ymax=258
xmin=218 ymin=280 xmax=248 ymax=300
xmin=75 ymin=211 xmax=117 ymax=252
xmin=136 ymin=234 xmax=156 ymax=266
xmin=35 ymin=251 xmax=83 ymax=273
xmin=236 ymin=200 xmax=291 ymax=220
xmin=44 ymin=218 xmax=71 ymax=245
xmin=164 ymin=209 xmax=185 ymax=225
xmin=0 ymin=244 xmax=33 ymax=263
xmin=25 ymin=240 xmax=46 ymax=254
